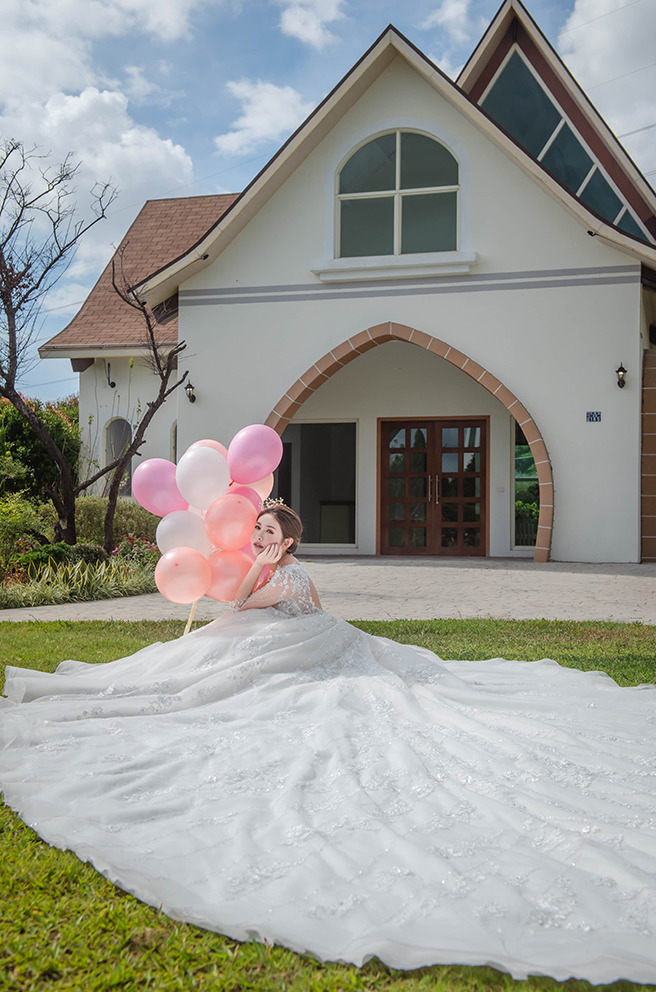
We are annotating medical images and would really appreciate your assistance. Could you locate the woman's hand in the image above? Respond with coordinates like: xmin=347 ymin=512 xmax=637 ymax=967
xmin=255 ymin=543 xmax=286 ymax=567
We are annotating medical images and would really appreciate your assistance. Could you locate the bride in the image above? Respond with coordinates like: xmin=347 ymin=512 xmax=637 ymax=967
xmin=1 ymin=503 xmax=655 ymax=985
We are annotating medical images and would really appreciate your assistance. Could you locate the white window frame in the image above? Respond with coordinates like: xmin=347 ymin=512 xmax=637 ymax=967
xmin=313 ymin=119 xmax=477 ymax=282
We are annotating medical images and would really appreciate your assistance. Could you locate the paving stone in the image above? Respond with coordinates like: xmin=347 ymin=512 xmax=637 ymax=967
xmin=1 ymin=557 xmax=654 ymax=624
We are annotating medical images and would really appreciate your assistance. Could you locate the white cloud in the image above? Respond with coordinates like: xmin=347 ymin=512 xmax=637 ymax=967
xmin=1 ymin=86 xmax=194 ymax=293
xmin=214 ymin=79 xmax=314 ymax=155
xmin=0 ymin=0 xmax=204 ymax=310
xmin=277 ymin=0 xmax=344 ymax=49
xmin=422 ymin=0 xmax=474 ymax=46
xmin=124 ymin=66 xmax=163 ymax=104
xmin=558 ymin=0 xmax=656 ymax=180
xmin=0 ymin=0 xmax=227 ymax=110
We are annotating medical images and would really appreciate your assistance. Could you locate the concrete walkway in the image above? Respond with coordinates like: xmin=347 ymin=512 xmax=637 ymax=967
xmin=1 ymin=557 xmax=655 ymax=624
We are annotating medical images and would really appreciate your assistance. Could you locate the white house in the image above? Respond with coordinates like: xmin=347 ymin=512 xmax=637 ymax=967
xmin=40 ymin=0 xmax=656 ymax=564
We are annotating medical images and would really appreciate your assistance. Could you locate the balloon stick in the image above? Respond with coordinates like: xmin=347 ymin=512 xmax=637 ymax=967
xmin=184 ymin=600 xmax=198 ymax=636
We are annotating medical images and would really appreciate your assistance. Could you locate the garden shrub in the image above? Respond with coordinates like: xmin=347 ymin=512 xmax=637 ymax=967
xmin=10 ymin=543 xmax=75 ymax=573
xmin=0 ymin=493 xmax=48 ymax=574
xmin=0 ymin=395 xmax=80 ymax=502
xmin=112 ymin=534 xmax=160 ymax=568
xmin=39 ymin=496 xmax=159 ymax=545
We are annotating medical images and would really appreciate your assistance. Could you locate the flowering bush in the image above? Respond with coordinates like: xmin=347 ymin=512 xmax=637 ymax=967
xmin=112 ymin=533 xmax=160 ymax=569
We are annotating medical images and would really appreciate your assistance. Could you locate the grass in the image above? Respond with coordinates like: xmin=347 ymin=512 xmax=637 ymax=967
xmin=1 ymin=618 xmax=655 ymax=992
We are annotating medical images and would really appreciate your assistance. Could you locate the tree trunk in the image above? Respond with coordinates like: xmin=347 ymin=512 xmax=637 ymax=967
xmin=49 ymin=483 xmax=77 ymax=545
xmin=103 ymin=462 xmax=129 ymax=553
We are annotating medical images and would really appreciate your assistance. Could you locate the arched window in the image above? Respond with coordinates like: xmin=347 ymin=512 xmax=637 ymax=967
xmin=338 ymin=131 xmax=459 ymax=258
xmin=104 ymin=417 xmax=132 ymax=497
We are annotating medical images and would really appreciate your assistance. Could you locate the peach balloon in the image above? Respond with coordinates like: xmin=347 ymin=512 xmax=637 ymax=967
xmin=189 ymin=439 xmax=229 ymax=459
xmin=155 ymin=547 xmax=211 ymax=604
xmin=204 ymin=494 xmax=258 ymax=552
xmin=228 ymin=484 xmax=262 ymax=512
xmin=250 ymin=474 xmax=275 ymax=499
xmin=206 ymin=549 xmax=253 ymax=602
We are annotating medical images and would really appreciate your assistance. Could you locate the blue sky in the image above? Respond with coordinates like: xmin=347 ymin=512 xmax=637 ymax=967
xmin=2 ymin=0 xmax=655 ymax=402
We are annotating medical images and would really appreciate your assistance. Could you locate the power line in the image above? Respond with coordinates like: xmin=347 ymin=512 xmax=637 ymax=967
xmin=559 ymin=0 xmax=643 ymax=35
xmin=618 ymin=122 xmax=656 ymax=138
xmin=586 ymin=60 xmax=656 ymax=90
xmin=21 ymin=375 xmax=77 ymax=387
xmin=108 ymin=151 xmax=268 ymax=218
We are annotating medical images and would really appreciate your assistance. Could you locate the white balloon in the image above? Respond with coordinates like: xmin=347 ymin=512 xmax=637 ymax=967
xmin=175 ymin=446 xmax=230 ymax=511
xmin=156 ymin=510 xmax=213 ymax=558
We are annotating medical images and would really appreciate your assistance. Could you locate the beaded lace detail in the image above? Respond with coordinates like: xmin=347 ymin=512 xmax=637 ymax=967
xmin=232 ymin=562 xmax=320 ymax=616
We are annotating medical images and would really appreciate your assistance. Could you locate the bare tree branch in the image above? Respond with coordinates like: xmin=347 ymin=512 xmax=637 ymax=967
xmin=1 ymin=140 xmax=191 ymax=550
xmin=0 ymin=140 xmax=118 ymax=542
xmin=101 ymin=243 xmax=189 ymax=549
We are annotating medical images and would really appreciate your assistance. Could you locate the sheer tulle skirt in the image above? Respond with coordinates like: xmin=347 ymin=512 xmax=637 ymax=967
xmin=1 ymin=608 xmax=655 ymax=983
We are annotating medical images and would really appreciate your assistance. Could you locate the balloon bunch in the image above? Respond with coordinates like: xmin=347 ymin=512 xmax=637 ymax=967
xmin=132 ymin=424 xmax=283 ymax=605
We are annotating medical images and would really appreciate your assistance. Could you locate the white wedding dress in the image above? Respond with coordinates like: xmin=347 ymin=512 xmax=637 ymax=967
xmin=1 ymin=562 xmax=655 ymax=984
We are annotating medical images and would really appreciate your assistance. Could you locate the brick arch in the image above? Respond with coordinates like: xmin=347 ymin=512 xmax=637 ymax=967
xmin=266 ymin=322 xmax=553 ymax=563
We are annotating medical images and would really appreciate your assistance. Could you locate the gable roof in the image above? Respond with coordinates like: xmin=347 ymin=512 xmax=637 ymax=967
xmin=39 ymin=193 xmax=238 ymax=357
xmin=42 ymin=10 xmax=656 ymax=354
xmin=133 ymin=19 xmax=656 ymax=308
xmin=457 ymin=0 xmax=656 ymax=240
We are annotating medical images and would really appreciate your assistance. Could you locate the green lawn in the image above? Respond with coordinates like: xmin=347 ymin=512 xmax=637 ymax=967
xmin=1 ymin=618 xmax=655 ymax=992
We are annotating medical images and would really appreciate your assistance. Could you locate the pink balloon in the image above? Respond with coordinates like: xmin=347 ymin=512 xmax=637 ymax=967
xmin=189 ymin=439 xmax=229 ymax=459
xmin=228 ymin=484 xmax=262 ymax=512
xmin=238 ymin=540 xmax=256 ymax=561
xmin=206 ymin=549 xmax=253 ymax=602
xmin=253 ymin=565 xmax=271 ymax=592
xmin=227 ymin=424 xmax=283 ymax=484
xmin=204 ymin=494 xmax=258 ymax=551
xmin=133 ymin=459 xmax=188 ymax=517
xmin=155 ymin=547 xmax=211 ymax=604
xmin=250 ymin=474 xmax=274 ymax=499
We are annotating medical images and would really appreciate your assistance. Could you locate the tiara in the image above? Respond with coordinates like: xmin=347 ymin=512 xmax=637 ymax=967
xmin=262 ymin=496 xmax=286 ymax=509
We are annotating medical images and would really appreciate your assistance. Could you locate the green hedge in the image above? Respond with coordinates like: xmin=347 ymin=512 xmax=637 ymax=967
xmin=38 ymin=496 xmax=159 ymax=545
xmin=11 ymin=542 xmax=109 ymax=573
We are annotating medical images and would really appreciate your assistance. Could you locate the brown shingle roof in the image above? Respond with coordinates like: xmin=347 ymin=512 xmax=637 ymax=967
xmin=40 ymin=193 xmax=239 ymax=354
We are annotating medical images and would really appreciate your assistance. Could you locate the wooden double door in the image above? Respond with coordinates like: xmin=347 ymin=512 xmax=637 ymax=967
xmin=380 ymin=418 xmax=487 ymax=555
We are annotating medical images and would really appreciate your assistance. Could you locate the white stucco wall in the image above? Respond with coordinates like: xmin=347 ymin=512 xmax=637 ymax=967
xmin=79 ymin=357 xmax=179 ymax=492
xmin=285 ymin=341 xmax=516 ymax=556
xmin=78 ymin=55 xmax=644 ymax=561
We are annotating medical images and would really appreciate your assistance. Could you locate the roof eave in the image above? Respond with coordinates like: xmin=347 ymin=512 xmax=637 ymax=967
xmin=38 ymin=343 xmax=176 ymax=360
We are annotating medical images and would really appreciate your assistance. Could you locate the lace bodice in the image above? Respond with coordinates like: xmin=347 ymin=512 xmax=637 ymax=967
xmin=233 ymin=562 xmax=320 ymax=617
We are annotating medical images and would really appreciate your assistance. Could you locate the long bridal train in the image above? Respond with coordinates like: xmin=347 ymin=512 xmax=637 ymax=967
xmin=1 ymin=564 xmax=655 ymax=984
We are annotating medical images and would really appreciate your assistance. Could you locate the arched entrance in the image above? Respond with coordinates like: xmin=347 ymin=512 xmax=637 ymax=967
xmin=266 ymin=322 xmax=553 ymax=562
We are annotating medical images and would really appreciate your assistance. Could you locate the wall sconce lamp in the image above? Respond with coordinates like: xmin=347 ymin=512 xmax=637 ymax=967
xmin=185 ymin=382 xmax=197 ymax=403
xmin=615 ymin=363 xmax=627 ymax=389
xmin=105 ymin=361 xmax=116 ymax=388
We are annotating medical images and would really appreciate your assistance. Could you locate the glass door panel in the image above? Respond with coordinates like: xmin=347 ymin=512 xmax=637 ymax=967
xmin=380 ymin=423 xmax=432 ymax=554
xmin=437 ymin=421 xmax=486 ymax=555
xmin=380 ymin=419 xmax=486 ymax=555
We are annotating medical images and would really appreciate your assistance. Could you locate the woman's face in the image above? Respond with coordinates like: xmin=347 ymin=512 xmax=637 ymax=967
xmin=251 ymin=513 xmax=291 ymax=554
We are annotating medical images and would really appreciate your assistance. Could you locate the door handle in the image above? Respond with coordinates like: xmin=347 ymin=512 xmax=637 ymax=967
xmin=428 ymin=474 xmax=431 ymax=502
xmin=435 ymin=475 xmax=439 ymax=504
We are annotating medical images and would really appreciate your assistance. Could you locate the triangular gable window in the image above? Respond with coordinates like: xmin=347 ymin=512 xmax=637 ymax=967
xmin=480 ymin=48 xmax=649 ymax=242
xmin=481 ymin=51 xmax=560 ymax=158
